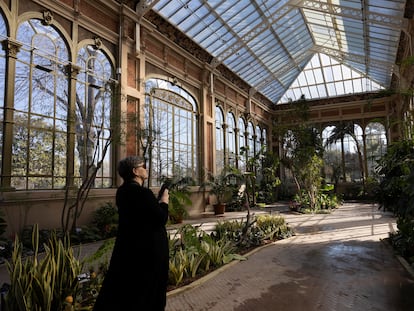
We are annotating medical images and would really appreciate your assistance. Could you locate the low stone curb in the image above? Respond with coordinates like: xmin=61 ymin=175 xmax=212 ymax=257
xmin=396 ymin=254 xmax=414 ymax=278
xmin=380 ymin=238 xmax=414 ymax=279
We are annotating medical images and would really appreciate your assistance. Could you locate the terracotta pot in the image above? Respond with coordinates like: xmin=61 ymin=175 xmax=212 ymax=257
xmin=213 ymin=203 xmax=226 ymax=215
xmin=170 ymin=214 xmax=184 ymax=224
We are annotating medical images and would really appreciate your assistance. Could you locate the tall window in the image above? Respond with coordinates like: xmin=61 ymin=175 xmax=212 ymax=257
xmin=0 ymin=12 xmax=6 ymax=178
xmin=365 ymin=122 xmax=387 ymax=177
xmin=343 ymin=124 xmax=363 ymax=182
xmin=281 ymin=129 xmax=296 ymax=182
xmin=262 ymin=128 xmax=267 ymax=151
xmin=322 ymin=126 xmax=342 ymax=183
xmin=323 ymin=123 xmax=367 ymax=183
xmin=255 ymin=125 xmax=261 ymax=154
xmin=215 ymin=106 xmax=225 ymax=172
xmin=256 ymin=127 xmax=268 ymax=183
xmin=145 ymin=78 xmax=198 ymax=186
xmin=247 ymin=121 xmax=255 ymax=159
xmin=238 ymin=118 xmax=246 ymax=171
xmin=13 ymin=19 xmax=69 ymax=189
xmin=76 ymin=45 xmax=114 ymax=188
xmin=226 ymin=112 xmax=236 ymax=167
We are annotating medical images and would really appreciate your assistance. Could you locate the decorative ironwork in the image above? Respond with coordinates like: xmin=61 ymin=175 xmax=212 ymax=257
xmin=42 ymin=10 xmax=54 ymax=25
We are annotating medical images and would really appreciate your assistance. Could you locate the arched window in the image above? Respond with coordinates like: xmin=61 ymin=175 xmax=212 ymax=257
xmin=365 ymin=122 xmax=387 ymax=178
xmin=247 ymin=121 xmax=255 ymax=159
xmin=322 ymin=126 xmax=342 ymax=183
xmin=226 ymin=112 xmax=236 ymax=167
xmin=13 ymin=19 xmax=69 ymax=189
xmin=281 ymin=129 xmax=295 ymax=182
xmin=255 ymin=124 xmax=261 ymax=154
xmin=215 ymin=106 xmax=225 ymax=172
xmin=238 ymin=118 xmax=246 ymax=171
xmin=262 ymin=128 xmax=267 ymax=151
xmin=145 ymin=78 xmax=198 ymax=186
xmin=343 ymin=124 xmax=363 ymax=182
xmin=76 ymin=45 xmax=114 ymax=188
xmin=324 ymin=123 xmax=364 ymax=182
xmin=0 ymin=12 xmax=6 ymax=179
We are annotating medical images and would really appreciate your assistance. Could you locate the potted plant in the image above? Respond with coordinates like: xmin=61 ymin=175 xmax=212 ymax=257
xmin=200 ymin=166 xmax=242 ymax=215
xmin=160 ymin=176 xmax=194 ymax=224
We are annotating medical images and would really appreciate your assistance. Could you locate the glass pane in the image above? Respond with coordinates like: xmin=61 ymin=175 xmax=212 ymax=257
xmin=12 ymin=18 xmax=70 ymax=189
xmin=145 ymin=78 xmax=198 ymax=186
xmin=76 ymin=45 xmax=113 ymax=188
xmin=0 ymin=14 xmax=6 ymax=178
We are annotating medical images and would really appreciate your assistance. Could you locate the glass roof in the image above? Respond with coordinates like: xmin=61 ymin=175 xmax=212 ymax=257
xmin=148 ymin=0 xmax=407 ymax=104
xmin=279 ymin=52 xmax=383 ymax=103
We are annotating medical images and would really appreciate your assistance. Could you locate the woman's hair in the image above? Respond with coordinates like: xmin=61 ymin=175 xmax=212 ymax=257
xmin=118 ymin=156 xmax=145 ymax=181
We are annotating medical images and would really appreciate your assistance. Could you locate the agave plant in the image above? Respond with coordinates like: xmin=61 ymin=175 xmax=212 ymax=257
xmin=4 ymin=224 xmax=82 ymax=311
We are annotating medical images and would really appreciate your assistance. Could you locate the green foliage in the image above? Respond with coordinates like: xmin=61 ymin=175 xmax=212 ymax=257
xmin=186 ymin=251 xmax=206 ymax=278
xmin=287 ymin=155 xmax=324 ymax=211
xmin=160 ymin=176 xmax=194 ymax=223
xmin=168 ymin=250 xmax=185 ymax=286
xmin=324 ymin=121 xmax=366 ymax=191
xmin=213 ymin=214 xmax=294 ymax=249
xmin=389 ymin=218 xmax=414 ymax=263
xmin=69 ymin=225 xmax=103 ymax=245
xmin=27 ymin=212 xmax=294 ymax=306
xmin=168 ymin=248 xmax=206 ymax=286
xmin=293 ymin=187 xmax=342 ymax=213
xmin=92 ymin=202 xmax=118 ymax=238
xmin=168 ymin=189 xmax=192 ymax=223
xmin=73 ymin=269 xmax=101 ymax=309
xmin=375 ymin=140 xmax=414 ymax=216
xmin=83 ymin=238 xmax=115 ymax=273
xmin=375 ymin=139 xmax=414 ymax=263
xmin=167 ymin=224 xmax=239 ymax=286
xmin=363 ymin=177 xmax=380 ymax=199
xmin=213 ymin=219 xmax=245 ymax=243
xmin=0 ymin=208 xmax=8 ymax=260
xmin=255 ymin=214 xmax=291 ymax=240
xmin=241 ymin=146 xmax=282 ymax=205
xmin=400 ymin=55 xmax=414 ymax=68
xmin=4 ymin=224 xmax=82 ymax=311
xmin=301 ymin=154 xmax=324 ymax=210
xmin=277 ymin=104 xmax=325 ymax=209
xmin=11 ymin=115 xmax=67 ymax=189
xmin=200 ymin=238 xmax=236 ymax=267
xmin=19 ymin=226 xmax=66 ymax=254
xmin=200 ymin=166 xmax=243 ymax=204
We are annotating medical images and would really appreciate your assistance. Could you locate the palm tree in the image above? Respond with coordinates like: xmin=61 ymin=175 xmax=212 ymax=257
xmin=325 ymin=121 xmax=365 ymax=188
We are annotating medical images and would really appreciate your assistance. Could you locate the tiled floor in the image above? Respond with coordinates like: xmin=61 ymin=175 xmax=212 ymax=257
xmin=1 ymin=202 xmax=413 ymax=310
xmin=166 ymin=202 xmax=414 ymax=311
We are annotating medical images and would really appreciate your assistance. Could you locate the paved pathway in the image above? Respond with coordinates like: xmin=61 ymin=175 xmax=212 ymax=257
xmin=166 ymin=202 xmax=414 ymax=311
xmin=1 ymin=202 xmax=413 ymax=310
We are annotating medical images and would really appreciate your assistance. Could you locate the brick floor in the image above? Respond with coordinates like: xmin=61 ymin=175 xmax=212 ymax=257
xmin=166 ymin=202 xmax=414 ymax=311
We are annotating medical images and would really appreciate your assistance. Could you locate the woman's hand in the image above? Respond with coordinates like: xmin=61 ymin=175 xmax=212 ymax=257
xmin=159 ymin=189 xmax=169 ymax=204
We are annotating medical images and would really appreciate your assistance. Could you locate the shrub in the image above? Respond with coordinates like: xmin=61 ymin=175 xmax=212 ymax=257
xmin=256 ymin=214 xmax=291 ymax=240
xmin=92 ymin=202 xmax=118 ymax=239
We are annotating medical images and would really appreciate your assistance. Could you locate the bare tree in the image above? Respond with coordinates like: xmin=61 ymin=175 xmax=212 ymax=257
xmin=60 ymin=47 xmax=119 ymax=233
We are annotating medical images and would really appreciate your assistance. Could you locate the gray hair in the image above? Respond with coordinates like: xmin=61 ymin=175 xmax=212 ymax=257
xmin=118 ymin=156 xmax=145 ymax=181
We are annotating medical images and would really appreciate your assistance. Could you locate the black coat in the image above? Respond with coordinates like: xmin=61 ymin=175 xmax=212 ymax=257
xmin=93 ymin=181 xmax=169 ymax=311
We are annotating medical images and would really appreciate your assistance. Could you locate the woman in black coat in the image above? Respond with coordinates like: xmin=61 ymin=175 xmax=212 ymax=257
xmin=93 ymin=156 xmax=169 ymax=311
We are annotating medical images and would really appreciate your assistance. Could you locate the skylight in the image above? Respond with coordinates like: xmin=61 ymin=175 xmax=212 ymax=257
xmin=278 ymin=53 xmax=383 ymax=104
xmin=149 ymin=0 xmax=406 ymax=104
